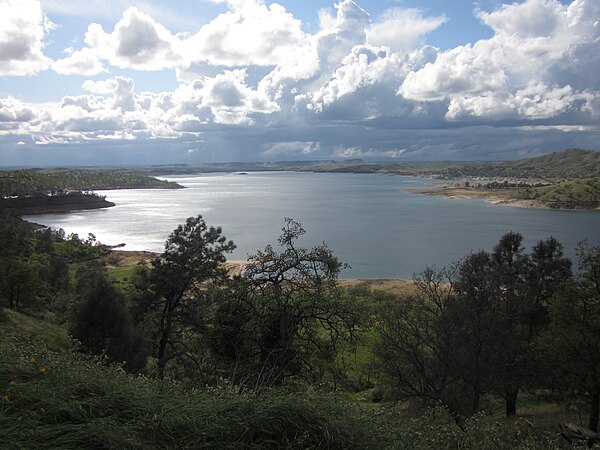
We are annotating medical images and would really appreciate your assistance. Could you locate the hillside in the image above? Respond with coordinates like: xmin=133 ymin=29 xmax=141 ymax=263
xmin=0 ymin=169 xmax=182 ymax=196
xmin=289 ymin=148 xmax=600 ymax=181
xmin=504 ymin=149 xmax=600 ymax=175
xmin=0 ymin=307 xmax=560 ymax=449
xmin=519 ymin=176 xmax=600 ymax=208
xmin=443 ymin=149 xmax=600 ymax=181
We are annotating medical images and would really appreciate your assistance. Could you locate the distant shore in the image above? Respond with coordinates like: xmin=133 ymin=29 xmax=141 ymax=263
xmin=407 ymin=186 xmax=600 ymax=210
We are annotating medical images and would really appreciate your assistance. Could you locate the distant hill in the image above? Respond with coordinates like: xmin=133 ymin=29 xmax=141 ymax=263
xmin=444 ymin=149 xmax=600 ymax=180
xmin=294 ymin=148 xmax=600 ymax=181
xmin=502 ymin=149 xmax=600 ymax=177
xmin=0 ymin=169 xmax=182 ymax=196
xmin=519 ymin=176 xmax=600 ymax=208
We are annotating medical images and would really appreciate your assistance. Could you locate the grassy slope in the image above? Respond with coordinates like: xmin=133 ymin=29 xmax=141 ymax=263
xmin=503 ymin=149 xmax=600 ymax=179
xmin=0 ymin=304 xmax=574 ymax=449
xmin=520 ymin=176 xmax=600 ymax=203
xmin=1 ymin=308 xmax=70 ymax=351
xmin=0 ymin=309 xmax=388 ymax=449
xmin=305 ymin=149 xmax=600 ymax=181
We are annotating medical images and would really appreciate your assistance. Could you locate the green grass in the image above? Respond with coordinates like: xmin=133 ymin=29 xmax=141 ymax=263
xmin=1 ymin=308 xmax=70 ymax=351
xmin=106 ymin=265 xmax=137 ymax=289
xmin=0 ymin=308 xmax=576 ymax=449
xmin=0 ymin=334 xmax=387 ymax=449
xmin=520 ymin=176 xmax=600 ymax=203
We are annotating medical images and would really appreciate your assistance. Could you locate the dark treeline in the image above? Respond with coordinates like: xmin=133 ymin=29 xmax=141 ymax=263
xmin=0 ymin=168 xmax=181 ymax=197
xmin=1 ymin=211 xmax=600 ymax=438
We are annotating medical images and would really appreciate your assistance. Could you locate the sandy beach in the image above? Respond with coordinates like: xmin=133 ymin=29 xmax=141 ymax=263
xmin=106 ymin=251 xmax=415 ymax=292
xmin=407 ymin=187 xmax=550 ymax=209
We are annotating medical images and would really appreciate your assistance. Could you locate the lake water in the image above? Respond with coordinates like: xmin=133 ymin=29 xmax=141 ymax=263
xmin=24 ymin=172 xmax=600 ymax=279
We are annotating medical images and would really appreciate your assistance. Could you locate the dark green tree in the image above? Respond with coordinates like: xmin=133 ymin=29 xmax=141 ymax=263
xmin=0 ymin=258 xmax=39 ymax=311
xmin=490 ymin=233 xmax=571 ymax=416
xmin=374 ymin=267 xmax=463 ymax=416
xmin=143 ymin=215 xmax=235 ymax=379
xmin=375 ymin=233 xmax=572 ymax=419
xmin=209 ymin=219 xmax=359 ymax=389
xmin=71 ymin=265 xmax=145 ymax=370
xmin=540 ymin=243 xmax=600 ymax=431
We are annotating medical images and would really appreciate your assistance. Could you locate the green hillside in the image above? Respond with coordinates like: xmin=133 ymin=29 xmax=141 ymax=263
xmin=290 ymin=148 xmax=600 ymax=181
xmin=0 ymin=308 xmax=558 ymax=449
xmin=443 ymin=149 xmax=600 ymax=180
xmin=504 ymin=149 xmax=600 ymax=177
xmin=0 ymin=169 xmax=181 ymax=196
xmin=519 ymin=176 xmax=600 ymax=207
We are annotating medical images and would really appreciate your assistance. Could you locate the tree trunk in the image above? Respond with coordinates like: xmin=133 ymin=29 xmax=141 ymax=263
xmin=157 ymin=305 xmax=174 ymax=380
xmin=589 ymin=390 xmax=600 ymax=433
xmin=471 ymin=383 xmax=481 ymax=415
xmin=156 ymin=330 xmax=168 ymax=380
xmin=505 ymin=390 xmax=518 ymax=417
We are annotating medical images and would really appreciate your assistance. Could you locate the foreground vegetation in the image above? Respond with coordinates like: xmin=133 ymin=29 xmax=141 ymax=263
xmin=1 ymin=312 xmax=560 ymax=449
xmin=1 ymin=210 xmax=600 ymax=448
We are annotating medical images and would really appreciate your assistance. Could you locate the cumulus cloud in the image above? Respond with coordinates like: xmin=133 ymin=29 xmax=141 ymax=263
xmin=398 ymin=0 xmax=600 ymax=123
xmin=54 ymin=0 xmax=310 ymax=76
xmin=185 ymin=0 xmax=306 ymax=67
xmin=194 ymin=70 xmax=279 ymax=125
xmin=0 ymin=98 xmax=36 ymax=123
xmin=53 ymin=47 xmax=107 ymax=75
xmin=367 ymin=8 xmax=446 ymax=54
xmin=0 ymin=0 xmax=53 ymax=76
xmin=306 ymin=45 xmax=403 ymax=113
xmin=2 ymin=0 xmax=600 ymax=164
xmin=53 ymin=6 xmax=185 ymax=73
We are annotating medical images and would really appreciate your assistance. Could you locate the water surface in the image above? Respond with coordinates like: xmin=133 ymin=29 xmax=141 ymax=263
xmin=25 ymin=172 xmax=600 ymax=278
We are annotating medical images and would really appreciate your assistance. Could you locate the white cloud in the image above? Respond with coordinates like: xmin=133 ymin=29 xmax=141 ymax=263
xmin=367 ymin=8 xmax=446 ymax=54
xmin=54 ymin=6 xmax=185 ymax=74
xmin=332 ymin=146 xmax=406 ymax=159
xmin=307 ymin=45 xmax=404 ymax=112
xmin=195 ymin=69 xmax=279 ymax=124
xmin=398 ymin=0 xmax=600 ymax=122
xmin=0 ymin=0 xmax=53 ymax=76
xmin=53 ymin=47 xmax=107 ymax=75
xmin=477 ymin=0 xmax=564 ymax=38
xmin=185 ymin=0 xmax=306 ymax=67
xmin=0 ymin=97 xmax=36 ymax=122
xmin=263 ymin=141 xmax=320 ymax=157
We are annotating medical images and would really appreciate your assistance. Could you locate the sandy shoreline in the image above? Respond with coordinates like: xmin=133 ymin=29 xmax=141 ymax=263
xmin=107 ymin=251 xmax=414 ymax=288
xmin=408 ymin=187 xmax=558 ymax=210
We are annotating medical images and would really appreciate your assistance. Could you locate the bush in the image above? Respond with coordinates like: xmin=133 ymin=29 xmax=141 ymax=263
xmin=0 ymin=337 xmax=389 ymax=449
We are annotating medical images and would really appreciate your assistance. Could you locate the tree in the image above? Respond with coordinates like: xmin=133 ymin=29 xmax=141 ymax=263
xmin=374 ymin=267 xmax=463 ymax=416
xmin=208 ymin=219 xmax=360 ymax=389
xmin=540 ymin=243 xmax=600 ymax=431
xmin=489 ymin=233 xmax=571 ymax=416
xmin=375 ymin=233 xmax=572 ymax=420
xmin=0 ymin=258 xmax=39 ymax=311
xmin=143 ymin=215 xmax=235 ymax=379
xmin=71 ymin=265 xmax=146 ymax=371
xmin=450 ymin=250 xmax=505 ymax=416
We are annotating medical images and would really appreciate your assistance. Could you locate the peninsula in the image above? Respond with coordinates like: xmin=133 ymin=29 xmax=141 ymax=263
xmin=0 ymin=168 xmax=183 ymax=215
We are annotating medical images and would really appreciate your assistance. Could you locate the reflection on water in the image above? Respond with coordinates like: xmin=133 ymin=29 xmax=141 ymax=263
xmin=25 ymin=172 xmax=600 ymax=279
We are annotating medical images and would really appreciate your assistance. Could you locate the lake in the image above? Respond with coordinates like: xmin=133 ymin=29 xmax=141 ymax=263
xmin=24 ymin=172 xmax=600 ymax=279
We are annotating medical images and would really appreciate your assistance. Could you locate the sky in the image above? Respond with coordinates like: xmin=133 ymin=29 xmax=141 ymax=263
xmin=0 ymin=0 xmax=599 ymax=166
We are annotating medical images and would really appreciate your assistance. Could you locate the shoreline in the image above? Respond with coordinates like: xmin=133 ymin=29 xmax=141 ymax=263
xmin=108 ymin=251 xmax=414 ymax=287
xmin=407 ymin=186 xmax=600 ymax=210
